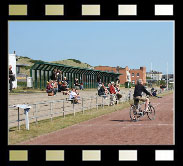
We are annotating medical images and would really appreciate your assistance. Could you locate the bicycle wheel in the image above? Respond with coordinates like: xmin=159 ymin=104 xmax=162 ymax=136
xmin=130 ymin=105 xmax=139 ymax=122
xmin=147 ymin=105 xmax=155 ymax=120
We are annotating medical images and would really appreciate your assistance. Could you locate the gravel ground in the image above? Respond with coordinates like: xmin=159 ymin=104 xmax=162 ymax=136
xmin=8 ymin=88 xmax=135 ymax=128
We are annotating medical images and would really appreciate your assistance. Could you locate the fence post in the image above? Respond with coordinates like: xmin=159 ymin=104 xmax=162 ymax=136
xmin=50 ymin=102 xmax=53 ymax=121
xmin=73 ymin=100 xmax=75 ymax=116
xmin=90 ymin=97 xmax=92 ymax=110
xmin=35 ymin=104 xmax=38 ymax=124
xmin=113 ymin=95 xmax=115 ymax=107
xmin=96 ymin=96 xmax=98 ymax=110
xmin=18 ymin=107 xmax=20 ymax=130
xmin=102 ymin=97 xmax=104 ymax=109
xmin=82 ymin=98 xmax=84 ymax=114
xmin=63 ymin=100 xmax=65 ymax=118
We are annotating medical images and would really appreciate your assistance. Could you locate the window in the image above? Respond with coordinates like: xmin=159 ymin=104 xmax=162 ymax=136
xmin=132 ymin=80 xmax=135 ymax=84
xmin=137 ymin=73 xmax=139 ymax=77
xmin=132 ymin=73 xmax=134 ymax=77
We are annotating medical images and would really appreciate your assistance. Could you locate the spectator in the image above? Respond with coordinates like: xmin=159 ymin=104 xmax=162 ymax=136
xmin=115 ymin=84 xmax=122 ymax=100
xmin=57 ymin=70 xmax=62 ymax=82
xmin=152 ymin=89 xmax=162 ymax=98
xmin=97 ymin=82 xmax=102 ymax=91
xmin=109 ymin=82 xmax=116 ymax=105
xmin=80 ymin=82 xmax=84 ymax=90
xmin=116 ymin=78 xmax=120 ymax=86
xmin=160 ymin=84 xmax=166 ymax=92
xmin=51 ymin=68 xmax=57 ymax=80
xmin=60 ymin=77 xmax=69 ymax=92
xmin=63 ymin=77 xmax=69 ymax=88
xmin=109 ymin=82 xmax=116 ymax=94
xmin=74 ymin=78 xmax=80 ymax=90
xmin=151 ymin=87 xmax=155 ymax=93
xmin=97 ymin=76 xmax=102 ymax=87
xmin=57 ymin=70 xmax=62 ymax=92
xmin=107 ymin=82 xmax=111 ymax=92
xmin=46 ymin=81 xmax=57 ymax=96
xmin=75 ymin=89 xmax=80 ymax=99
xmin=9 ymin=65 xmax=15 ymax=92
xmin=69 ymin=88 xmax=80 ymax=104
xmin=53 ymin=80 xmax=58 ymax=93
xmin=98 ymin=83 xmax=106 ymax=96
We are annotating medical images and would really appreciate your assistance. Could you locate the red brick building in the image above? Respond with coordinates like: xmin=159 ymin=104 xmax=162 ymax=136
xmin=94 ymin=66 xmax=146 ymax=85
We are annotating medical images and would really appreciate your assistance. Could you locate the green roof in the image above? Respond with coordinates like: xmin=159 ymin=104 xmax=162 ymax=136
xmin=31 ymin=61 xmax=121 ymax=77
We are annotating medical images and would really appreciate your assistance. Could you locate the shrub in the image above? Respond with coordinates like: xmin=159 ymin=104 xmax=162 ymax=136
xmin=67 ymin=59 xmax=81 ymax=64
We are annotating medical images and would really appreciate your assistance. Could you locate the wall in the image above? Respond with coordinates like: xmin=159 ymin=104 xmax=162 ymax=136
xmin=130 ymin=67 xmax=146 ymax=84
xmin=94 ymin=66 xmax=146 ymax=84
xmin=9 ymin=54 xmax=17 ymax=88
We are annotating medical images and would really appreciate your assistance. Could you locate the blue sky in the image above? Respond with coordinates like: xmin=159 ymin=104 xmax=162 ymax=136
xmin=9 ymin=21 xmax=174 ymax=74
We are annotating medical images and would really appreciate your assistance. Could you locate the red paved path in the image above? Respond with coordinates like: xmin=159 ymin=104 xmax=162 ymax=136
xmin=20 ymin=93 xmax=174 ymax=145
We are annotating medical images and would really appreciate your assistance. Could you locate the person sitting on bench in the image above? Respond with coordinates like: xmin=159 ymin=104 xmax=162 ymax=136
xmin=46 ymin=81 xmax=56 ymax=96
xmin=152 ymin=89 xmax=162 ymax=98
xmin=69 ymin=88 xmax=80 ymax=104
xmin=60 ymin=77 xmax=69 ymax=92
xmin=98 ymin=83 xmax=108 ymax=98
xmin=115 ymin=84 xmax=122 ymax=100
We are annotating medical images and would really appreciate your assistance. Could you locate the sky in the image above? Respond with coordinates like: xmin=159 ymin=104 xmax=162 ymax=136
xmin=9 ymin=21 xmax=174 ymax=74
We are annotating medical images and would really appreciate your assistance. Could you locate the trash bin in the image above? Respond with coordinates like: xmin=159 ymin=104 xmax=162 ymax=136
xmin=27 ymin=77 xmax=33 ymax=88
xmin=125 ymin=82 xmax=131 ymax=88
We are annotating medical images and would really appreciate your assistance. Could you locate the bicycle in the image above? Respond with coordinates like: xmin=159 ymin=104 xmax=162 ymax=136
xmin=129 ymin=96 xmax=156 ymax=122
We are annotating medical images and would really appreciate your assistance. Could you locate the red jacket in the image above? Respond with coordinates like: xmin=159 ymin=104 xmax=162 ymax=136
xmin=109 ymin=85 xmax=116 ymax=94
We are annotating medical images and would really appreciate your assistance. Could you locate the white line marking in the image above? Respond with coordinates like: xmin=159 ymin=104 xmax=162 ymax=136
xmin=76 ymin=123 xmax=173 ymax=127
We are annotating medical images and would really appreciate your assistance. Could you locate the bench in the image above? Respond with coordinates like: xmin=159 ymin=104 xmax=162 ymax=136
xmin=48 ymin=92 xmax=54 ymax=96
xmin=62 ymin=91 xmax=69 ymax=95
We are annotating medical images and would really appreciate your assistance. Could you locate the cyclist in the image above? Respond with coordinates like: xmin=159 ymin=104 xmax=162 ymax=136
xmin=133 ymin=79 xmax=152 ymax=113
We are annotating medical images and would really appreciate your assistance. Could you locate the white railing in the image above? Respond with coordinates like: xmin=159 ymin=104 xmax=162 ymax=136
xmin=8 ymin=93 xmax=130 ymax=130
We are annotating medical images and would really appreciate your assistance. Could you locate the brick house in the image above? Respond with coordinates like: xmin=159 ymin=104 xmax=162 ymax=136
xmin=130 ymin=67 xmax=146 ymax=84
xmin=94 ymin=66 xmax=146 ymax=85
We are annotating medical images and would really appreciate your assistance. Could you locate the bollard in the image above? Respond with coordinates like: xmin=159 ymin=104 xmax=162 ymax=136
xmin=24 ymin=108 xmax=30 ymax=130
xmin=96 ymin=96 xmax=98 ymax=110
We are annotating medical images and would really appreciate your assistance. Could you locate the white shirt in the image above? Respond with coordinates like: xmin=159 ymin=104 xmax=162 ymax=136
xmin=69 ymin=91 xmax=77 ymax=100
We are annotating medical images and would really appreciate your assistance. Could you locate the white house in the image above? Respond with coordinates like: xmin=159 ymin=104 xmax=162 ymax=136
xmin=9 ymin=53 xmax=17 ymax=88
xmin=146 ymin=70 xmax=163 ymax=81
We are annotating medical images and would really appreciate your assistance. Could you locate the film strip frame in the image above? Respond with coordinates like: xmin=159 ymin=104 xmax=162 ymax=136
xmin=5 ymin=0 xmax=176 ymax=19
xmin=0 ymin=0 xmax=180 ymax=166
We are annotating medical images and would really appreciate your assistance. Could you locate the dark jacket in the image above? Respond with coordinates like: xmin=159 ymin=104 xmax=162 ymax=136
xmin=74 ymin=80 xmax=80 ymax=86
xmin=98 ymin=86 xmax=105 ymax=96
xmin=9 ymin=69 xmax=15 ymax=81
xmin=134 ymin=84 xmax=151 ymax=97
